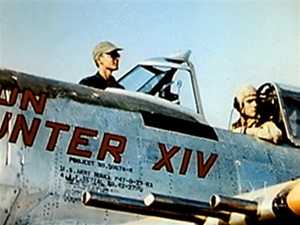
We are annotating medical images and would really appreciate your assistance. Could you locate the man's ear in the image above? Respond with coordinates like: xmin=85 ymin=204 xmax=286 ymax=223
xmin=96 ymin=54 xmax=103 ymax=66
xmin=240 ymin=105 xmax=245 ymax=115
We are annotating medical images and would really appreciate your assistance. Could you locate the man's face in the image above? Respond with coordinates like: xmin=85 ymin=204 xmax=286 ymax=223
xmin=98 ymin=50 xmax=120 ymax=71
xmin=242 ymin=96 xmax=258 ymax=118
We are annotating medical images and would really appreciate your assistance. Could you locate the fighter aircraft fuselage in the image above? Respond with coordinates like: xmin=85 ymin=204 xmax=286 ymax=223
xmin=0 ymin=51 xmax=300 ymax=225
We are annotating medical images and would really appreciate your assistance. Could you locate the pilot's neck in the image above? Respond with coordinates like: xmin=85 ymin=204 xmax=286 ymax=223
xmin=98 ymin=67 xmax=112 ymax=80
xmin=240 ymin=116 xmax=257 ymax=127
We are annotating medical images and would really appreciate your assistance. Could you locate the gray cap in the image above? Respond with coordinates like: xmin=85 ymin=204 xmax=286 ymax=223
xmin=92 ymin=41 xmax=122 ymax=60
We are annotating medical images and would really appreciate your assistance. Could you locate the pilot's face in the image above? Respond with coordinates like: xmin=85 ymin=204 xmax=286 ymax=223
xmin=242 ymin=96 xmax=258 ymax=118
xmin=98 ymin=50 xmax=121 ymax=71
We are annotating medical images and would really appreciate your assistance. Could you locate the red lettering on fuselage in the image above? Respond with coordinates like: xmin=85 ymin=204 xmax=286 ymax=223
xmin=67 ymin=127 xmax=98 ymax=158
xmin=45 ymin=121 xmax=70 ymax=151
xmin=179 ymin=148 xmax=193 ymax=175
xmin=20 ymin=89 xmax=47 ymax=115
xmin=0 ymin=85 xmax=129 ymax=164
xmin=152 ymin=143 xmax=180 ymax=173
xmin=0 ymin=84 xmax=218 ymax=178
xmin=9 ymin=114 xmax=41 ymax=147
xmin=153 ymin=143 xmax=218 ymax=178
xmin=97 ymin=133 xmax=127 ymax=163
xmin=197 ymin=151 xmax=218 ymax=178
xmin=0 ymin=86 xmax=47 ymax=115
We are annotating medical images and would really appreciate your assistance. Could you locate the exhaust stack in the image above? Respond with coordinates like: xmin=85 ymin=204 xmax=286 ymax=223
xmin=210 ymin=194 xmax=257 ymax=216
xmin=205 ymin=180 xmax=300 ymax=225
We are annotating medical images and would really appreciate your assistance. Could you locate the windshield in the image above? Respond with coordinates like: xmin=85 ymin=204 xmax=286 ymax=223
xmin=117 ymin=62 xmax=200 ymax=115
xmin=272 ymin=83 xmax=300 ymax=147
xmin=118 ymin=65 xmax=168 ymax=93
xmin=282 ymin=94 xmax=300 ymax=140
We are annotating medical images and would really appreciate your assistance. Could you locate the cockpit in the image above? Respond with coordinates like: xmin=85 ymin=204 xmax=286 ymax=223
xmin=258 ymin=83 xmax=300 ymax=147
xmin=117 ymin=51 xmax=300 ymax=148
xmin=117 ymin=50 xmax=204 ymax=116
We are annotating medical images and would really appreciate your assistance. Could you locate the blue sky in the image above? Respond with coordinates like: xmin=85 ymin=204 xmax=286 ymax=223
xmin=0 ymin=0 xmax=299 ymax=129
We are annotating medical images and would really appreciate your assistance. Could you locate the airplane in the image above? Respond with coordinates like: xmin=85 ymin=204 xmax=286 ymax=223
xmin=0 ymin=50 xmax=299 ymax=225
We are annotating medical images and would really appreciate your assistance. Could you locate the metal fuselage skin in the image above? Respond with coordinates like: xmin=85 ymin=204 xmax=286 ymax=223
xmin=0 ymin=70 xmax=299 ymax=225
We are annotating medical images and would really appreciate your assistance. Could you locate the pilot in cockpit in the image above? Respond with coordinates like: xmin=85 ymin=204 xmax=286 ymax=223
xmin=231 ymin=85 xmax=282 ymax=144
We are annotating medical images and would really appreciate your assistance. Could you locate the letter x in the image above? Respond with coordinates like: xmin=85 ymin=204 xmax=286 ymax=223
xmin=152 ymin=143 xmax=180 ymax=173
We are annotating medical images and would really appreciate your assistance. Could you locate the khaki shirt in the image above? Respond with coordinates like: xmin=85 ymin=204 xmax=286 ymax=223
xmin=231 ymin=119 xmax=282 ymax=144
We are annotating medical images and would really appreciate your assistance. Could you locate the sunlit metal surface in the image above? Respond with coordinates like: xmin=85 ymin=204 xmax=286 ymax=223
xmin=0 ymin=52 xmax=300 ymax=225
